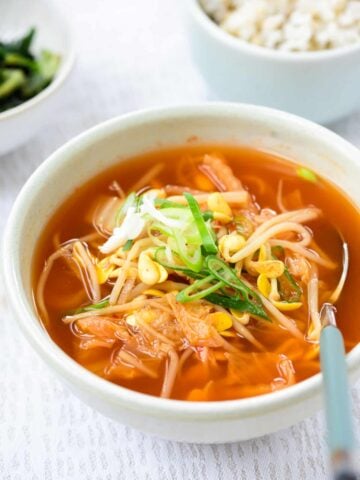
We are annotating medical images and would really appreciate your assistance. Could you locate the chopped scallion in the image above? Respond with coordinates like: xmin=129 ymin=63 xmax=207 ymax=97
xmin=184 ymin=193 xmax=218 ymax=254
xmin=154 ymin=247 xmax=207 ymax=278
xmin=205 ymin=293 xmax=269 ymax=320
xmin=176 ymin=275 xmax=223 ymax=303
xmin=154 ymin=198 xmax=187 ymax=209
xmin=73 ymin=298 xmax=110 ymax=314
xmin=115 ymin=192 xmax=136 ymax=226
xmin=272 ymin=247 xmax=302 ymax=302
xmin=296 ymin=167 xmax=317 ymax=183
xmin=206 ymin=255 xmax=261 ymax=304
xmin=172 ymin=231 xmax=203 ymax=272
xmin=123 ymin=239 xmax=133 ymax=251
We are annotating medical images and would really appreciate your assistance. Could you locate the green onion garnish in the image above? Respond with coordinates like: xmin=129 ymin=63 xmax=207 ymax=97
xmin=172 ymin=231 xmax=203 ymax=272
xmin=73 ymin=298 xmax=110 ymax=314
xmin=184 ymin=193 xmax=218 ymax=254
xmin=296 ymin=167 xmax=318 ymax=183
xmin=176 ymin=275 xmax=223 ymax=303
xmin=206 ymin=255 xmax=261 ymax=303
xmin=175 ymin=255 xmax=268 ymax=318
xmin=123 ymin=239 xmax=133 ymax=251
xmin=234 ymin=214 xmax=254 ymax=238
xmin=154 ymin=198 xmax=187 ymax=209
xmin=278 ymin=269 xmax=302 ymax=303
xmin=272 ymin=247 xmax=302 ymax=302
xmin=202 ymin=210 xmax=214 ymax=221
xmin=205 ymin=293 xmax=269 ymax=320
xmin=154 ymin=247 xmax=207 ymax=278
xmin=115 ymin=192 xmax=136 ymax=226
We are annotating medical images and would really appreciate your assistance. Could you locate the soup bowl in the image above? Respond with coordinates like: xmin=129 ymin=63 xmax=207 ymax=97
xmin=3 ymin=104 xmax=360 ymax=443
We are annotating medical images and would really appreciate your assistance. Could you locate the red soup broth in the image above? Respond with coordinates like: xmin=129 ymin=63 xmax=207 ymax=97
xmin=33 ymin=145 xmax=360 ymax=401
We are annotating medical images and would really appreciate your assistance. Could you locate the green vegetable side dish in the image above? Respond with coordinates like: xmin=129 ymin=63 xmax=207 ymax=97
xmin=0 ymin=28 xmax=61 ymax=113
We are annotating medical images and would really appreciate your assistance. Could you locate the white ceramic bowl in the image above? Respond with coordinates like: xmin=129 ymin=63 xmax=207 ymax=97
xmin=186 ymin=0 xmax=360 ymax=124
xmin=3 ymin=104 xmax=360 ymax=443
xmin=0 ymin=0 xmax=75 ymax=155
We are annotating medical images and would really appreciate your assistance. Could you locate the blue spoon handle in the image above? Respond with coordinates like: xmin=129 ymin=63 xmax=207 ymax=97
xmin=334 ymin=471 xmax=358 ymax=480
xmin=320 ymin=325 xmax=356 ymax=478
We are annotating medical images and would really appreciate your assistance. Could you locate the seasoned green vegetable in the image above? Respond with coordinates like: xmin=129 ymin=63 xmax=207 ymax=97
xmin=0 ymin=28 xmax=61 ymax=113
xmin=0 ymin=69 xmax=26 ymax=98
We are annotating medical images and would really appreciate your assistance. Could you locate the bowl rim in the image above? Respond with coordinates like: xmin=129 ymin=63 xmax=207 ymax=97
xmin=188 ymin=0 xmax=360 ymax=63
xmin=0 ymin=0 xmax=75 ymax=122
xmin=3 ymin=102 xmax=360 ymax=420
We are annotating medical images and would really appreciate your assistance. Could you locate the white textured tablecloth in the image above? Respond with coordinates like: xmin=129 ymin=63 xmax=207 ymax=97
xmin=1 ymin=1 xmax=360 ymax=478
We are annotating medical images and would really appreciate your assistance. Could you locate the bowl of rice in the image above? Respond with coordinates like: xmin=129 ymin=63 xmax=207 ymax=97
xmin=186 ymin=0 xmax=360 ymax=123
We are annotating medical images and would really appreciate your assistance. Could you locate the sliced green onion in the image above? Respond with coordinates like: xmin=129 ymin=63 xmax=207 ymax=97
xmin=172 ymin=231 xmax=203 ymax=272
xmin=296 ymin=167 xmax=318 ymax=183
xmin=202 ymin=210 xmax=214 ymax=221
xmin=154 ymin=198 xmax=187 ymax=209
xmin=154 ymin=247 xmax=197 ymax=272
xmin=234 ymin=214 xmax=254 ymax=238
xmin=272 ymin=247 xmax=302 ymax=302
xmin=157 ymin=207 xmax=192 ymax=222
xmin=115 ymin=192 xmax=136 ymax=226
xmin=184 ymin=193 xmax=217 ymax=254
xmin=73 ymin=298 xmax=110 ymax=314
xmin=149 ymin=222 xmax=173 ymax=237
xmin=154 ymin=247 xmax=208 ymax=278
xmin=122 ymin=239 xmax=133 ymax=252
xmin=206 ymin=255 xmax=260 ymax=303
xmin=205 ymin=293 xmax=269 ymax=320
xmin=176 ymin=275 xmax=223 ymax=303
xmin=134 ymin=194 xmax=144 ymax=212
xmin=278 ymin=269 xmax=302 ymax=303
xmin=179 ymin=225 xmax=203 ymax=246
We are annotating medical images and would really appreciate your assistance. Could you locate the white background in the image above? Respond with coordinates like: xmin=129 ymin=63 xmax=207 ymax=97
xmin=1 ymin=1 xmax=360 ymax=478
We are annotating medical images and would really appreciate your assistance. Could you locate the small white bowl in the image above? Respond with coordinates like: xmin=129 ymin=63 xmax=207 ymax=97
xmin=3 ymin=104 xmax=360 ymax=443
xmin=186 ymin=0 xmax=360 ymax=124
xmin=0 ymin=0 xmax=75 ymax=155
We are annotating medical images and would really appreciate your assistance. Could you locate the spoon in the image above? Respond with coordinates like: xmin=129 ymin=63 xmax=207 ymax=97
xmin=319 ymin=242 xmax=358 ymax=480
